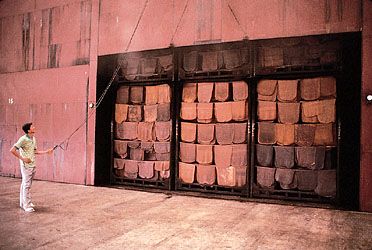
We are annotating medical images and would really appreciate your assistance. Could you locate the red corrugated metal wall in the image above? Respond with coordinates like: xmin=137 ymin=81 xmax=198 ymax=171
xmin=0 ymin=0 xmax=98 ymax=184
xmin=0 ymin=0 xmax=370 ymax=211
xmin=98 ymin=0 xmax=361 ymax=54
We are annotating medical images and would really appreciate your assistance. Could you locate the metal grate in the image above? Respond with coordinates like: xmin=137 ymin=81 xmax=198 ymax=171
xmin=252 ymin=186 xmax=335 ymax=203
xmin=177 ymin=181 xmax=248 ymax=196
xmin=112 ymin=175 xmax=169 ymax=189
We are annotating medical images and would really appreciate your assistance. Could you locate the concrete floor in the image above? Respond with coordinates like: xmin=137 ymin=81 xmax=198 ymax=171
xmin=0 ymin=177 xmax=371 ymax=250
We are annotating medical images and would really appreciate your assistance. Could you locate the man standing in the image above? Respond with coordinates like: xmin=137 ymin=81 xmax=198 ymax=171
xmin=10 ymin=122 xmax=53 ymax=212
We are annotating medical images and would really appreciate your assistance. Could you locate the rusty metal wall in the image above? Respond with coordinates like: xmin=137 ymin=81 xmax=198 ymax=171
xmin=0 ymin=66 xmax=89 ymax=184
xmin=98 ymin=0 xmax=361 ymax=55
xmin=0 ymin=0 xmax=92 ymax=73
xmin=0 ymin=0 xmax=98 ymax=185
xmin=360 ymin=0 xmax=372 ymax=212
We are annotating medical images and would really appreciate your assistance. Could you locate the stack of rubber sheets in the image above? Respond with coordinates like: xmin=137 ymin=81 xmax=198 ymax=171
xmin=255 ymin=77 xmax=337 ymax=198
xmin=113 ymin=84 xmax=172 ymax=180
xmin=179 ymin=81 xmax=249 ymax=188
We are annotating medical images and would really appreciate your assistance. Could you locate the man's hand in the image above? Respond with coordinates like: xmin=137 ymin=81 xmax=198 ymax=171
xmin=22 ymin=157 xmax=32 ymax=163
xmin=47 ymin=148 xmax=53 ymax=154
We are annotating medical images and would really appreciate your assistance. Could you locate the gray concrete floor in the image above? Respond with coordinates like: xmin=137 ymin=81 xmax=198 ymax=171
xmin=0 ymin=176 xmax=371 ymax=250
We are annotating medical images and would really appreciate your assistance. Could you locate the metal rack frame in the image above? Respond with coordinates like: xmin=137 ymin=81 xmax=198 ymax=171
xmin=103 ymin=32 xmax=359 ymax=207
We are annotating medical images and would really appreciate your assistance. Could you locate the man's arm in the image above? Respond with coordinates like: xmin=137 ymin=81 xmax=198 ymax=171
xmin=35 ymin=148 xmax=53 ymax=155
xmin=10 ymin=146 xmax=32 ymax=163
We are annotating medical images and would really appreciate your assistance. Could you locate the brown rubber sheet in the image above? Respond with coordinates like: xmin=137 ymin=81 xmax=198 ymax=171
xmin=314 ymin=123 xmax=334 ymax=146
xmin=179 ymin=142 xmax=196 ymax=163
xmin=159 ymin=170 xmax=170 ymax=179
xmin=182 ymin=83 xmax=197 ymax=103
xmin=295 ymin=169 xmax=318 ymax=191
xmin=196 ymin=144 xmax=213 ymax=164
xmin=183 ymin=51 xmax=198 ymax=72
xmin=232 ymin=101 xmax=247 ymax=121
xmin=155 ymin=121 xmax=171 ymax=142
xmin=196 ymin=164 xmax=216 ymax=185
xmin=277 ymin=80 xmax=298 ymax=102
xmin=157 ymin=103 xmax=170 ymax=122
xmin=258 ymin=122 xmax=276 ymax=145
xmin=277 ymin=102 xmax=300 ymax=124
xmin=200 ymin=51 xmax=218 ymax=71
xmin=214 ymin=82 xmax=229 ymax=101
xmin=216 ymin=165 xmax=236 ymax=187
xmin=257 ymin=80 xmax=277 ymax=101
xmin=295 ymin=124 xmax=316 ymax=146
xmin=197 ymin=103 xmax=213 ymax=123
xmin=301 ymin=101 xmax=319 ymax=123
xmin=181 ymin=122 xmax=197 ymax=143
xmin=197 ymin=123 xmax=215 ymax=144
xmin=130 ymin=86 xmax=144 ymax=104
xmin=295 ymin=146 xmax=325 ymax=170
xmin=235 ymin=165 xmax=247 ymax=187
xmin=114 ymin=140 xmax=128 ymax=158
xmin=115 ymin=104 xmax=128 ymax=123
xmin=154 ymin=161 xmax=170 ymax=171
xmin=231 ymin=144 xmax=247 ymax=166
xmin=320 ymin=77 xmax=336 ymax=98
xmin=140 ymin=58 xmax=157 ymax=75
xmin=275 ymin=123 xmax=295 ymax=145
xmin=114 ymin=158 xmax=125 ymax=170
xmin=120 ymin=122 xmax=138 ymax=140
xmin=300 ymin=78 xmax=321 ymax=101
xmin=141 ymin=142 xmax=154 ymax=152
xmin=317 ymin=99 xmax=336 ymax=123
xmin=274 ymin=146 xmax=295 ymax=168
xmin=233 ymin=123 xmax=247 ymax=144
xmin=214 ymin=145 xmax=232 ymax=166
xmin=124 ymin=160 xmax=138 ymax=179
xmin=154 ymin=142 xmax=170 ymax=154
xmin=178 ymin=162 xmax=195 ymax=183
xmin=256 ymin=166 xmax=275 ymax=188
xmin=214 ymin=102 xmax=232 ymax=122
xmin=116 ymin=86 xmax=129 ymax=104
xmin=257 ymin=101 xmax=277 ymax=121
xmin=143 ymin=104 xmax=157 ymax=122
xmin=197 ymin=82 xmax=214 ymax=103
xmin=145 ymin=152 xmax=157 ymax=161
xmin=138 ymin=161 xmax=155 ymax=179
xmin=232 ymin=81 xmax=248 ymax=101
xmin=127 ymin=105 xmax=142 ymax=122
xmin=216 ymin=123 xmax=234 ymax=145
xmin=137 ymin=122 xmax=155 ymax=141
xmin=145 ymin=86 xmax=158 ymax=105
xmin=181 ymin=102 xmax=197 ymax=120
xmin=222 ymin=49 xmax=241 ymax=69
xmin=156 ymin=153 xmax=170 ymax=161
xmin=127 ymin=141 xmax=140 ymax=149
xmin=256 ymin=144 xmax=273 ymax=167
xmin=275 ymin=168 xmax=297 ymax=189
xmin=158 ymin=84 xmax=171 ymax=104
xmin=130 ymin=148 xmax=144 ymax=161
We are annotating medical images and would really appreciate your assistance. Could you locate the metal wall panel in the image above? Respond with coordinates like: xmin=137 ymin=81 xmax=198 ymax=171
xmin=98 ymin=0 xmax=361 ymax=55
xmin=360 ymin=0 xmax=372 ymax=212
xmin=0 ymin=66 xmax=89 ymax=184
xmin=0 ymin=1 xmax=92 ymax=74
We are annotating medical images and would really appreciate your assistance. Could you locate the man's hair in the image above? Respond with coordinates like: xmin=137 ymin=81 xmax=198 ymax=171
xmin=22 ymin=123 xmax=33 ymax=134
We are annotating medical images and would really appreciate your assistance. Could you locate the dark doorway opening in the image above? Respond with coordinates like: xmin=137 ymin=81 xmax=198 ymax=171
xmin=95 ymin=54 xmax=118 ymax=185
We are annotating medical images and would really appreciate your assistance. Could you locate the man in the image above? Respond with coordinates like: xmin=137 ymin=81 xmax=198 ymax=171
xmin=10 ymin=122 xmax=53 ymax=212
